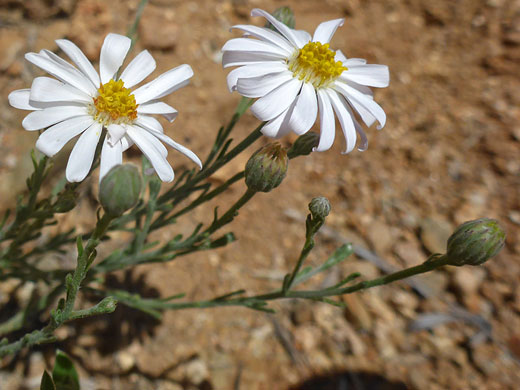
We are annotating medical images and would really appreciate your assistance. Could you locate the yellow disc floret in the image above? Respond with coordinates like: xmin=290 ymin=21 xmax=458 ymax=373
xmin=288 ymin=41 xmax=347 ymax=88
xmin=92 ymin=79 xmax=138 ymax=125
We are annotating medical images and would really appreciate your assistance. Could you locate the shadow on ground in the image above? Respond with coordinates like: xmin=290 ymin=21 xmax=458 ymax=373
xmin=289 ymin=370 xmax=409 ymax=390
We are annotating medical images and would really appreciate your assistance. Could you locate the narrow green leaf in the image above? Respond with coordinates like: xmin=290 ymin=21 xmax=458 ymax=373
xmin=208 ymin=233 xmax=236 ymax=249
xmin=76 ymin=237 xmax=83 ymax=257
xmin=212 ymin=289 xmax=245 ymax=301
xmin=52 ymin=350 xmax=80 ymax=390
xmin=295 ymin=266 xmax=313 ymax=278
xmin=40 ymin=371 xmax=56 ymax=390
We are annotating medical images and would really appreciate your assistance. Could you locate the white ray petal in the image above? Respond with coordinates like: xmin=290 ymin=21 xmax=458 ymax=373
xmin=312 ymin=19 xmax=344 ymax=43
xmin=251 ymin=8 xmax=307 ymax=48
xmin=292 ymin=30 xmax=312 ymax=46
xmin=66 ymin=122 xmax=102 ymax=182
xmin=326 ymin=90 xmax=357 ymax=154
xmin=135 ymin=115 xmax=164 ymax=133
xmin=260 ymin=104 xmax=294 ymax=139
xmin=340 ymin=64 xmax=389 ymax=87
xmin=35 ymin=116 xmax=94 ymax=157
xmin=315 ymin=89 xmax=335 ymax=152
xmin=236 ymin=71 xmax=293 ymax=98
xmin=142 ymin=127 xmax=202 ymax=169
xmin=137 ymin=127 xmax=168 ymax=158
xmin=226 ymin=62 xmax=288 ymax=92
xmin=137 ymin=101 xmax=178 ymax=122
xmin=287 ymin=82 xmax=318 ymax=135
xmin=8 ymin=89 xmax=39 ymax=110
xmin=121 ymin=135 xmax=134 ymax=152
xmin=126 ymin=126 xmax=174 ymax=182
xmin=107 ymin=123 xmax=127 ymax=145
xmin=222 ymin=38 xmax=289 ymax=58
xmin=132 ymin=64 xmax=193 ymax=104
xmin=222 ymin=51 xmax=285 ymax=68
xmin=30 ymin=77 xmax=92 ymax=104
xmin=99 ymin=138 xmax=123 ymax=181
xmin=99 ymin=33 xmax=131 ymax=84
xmin=230 ymin=25 xmax=294 ymax=53
xmin=250 ymin=78 xmax=302 ymax=121
xmin=334 ymin=81 xmax=386 ymax=129
xmin=25 ymin=52 xmax=96 ymax=96
xmin=120 ymin=50 xmax=156 ymax=88
xmin=56 ymin=39 xmax=100 ymax=87
xmin=22 ymin=105 xmax=88 ymax=131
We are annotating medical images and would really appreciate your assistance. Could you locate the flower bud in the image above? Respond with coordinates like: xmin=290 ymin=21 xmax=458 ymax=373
xmin=446 ymin=218 xmax=506 ymax=266
xmin=309 ymin=197 xmax=331 ymax=221
xmin=287 ymin=132 xmax=320 ymax=159
xmin=245 ymin=143 xmax=288 ymax=192
xmin=99 ymin=164 xmax=142 ymax=216
xmin=54 ymin=187 xmax=77 ymax=213
xmin=266 ymin=6 xmax=295 ymax=30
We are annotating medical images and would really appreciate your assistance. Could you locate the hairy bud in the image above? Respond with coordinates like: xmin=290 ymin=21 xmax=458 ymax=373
xmin=287 ymin=132 xmax=320 ymax=158
xmin=99 ymin=164 xmax=142 ymax=216
xmin=245 ymin=143 xmax=288 ymax=192
xmin=266 ymin=6 xmax=295 ymax=30
xmin=309 ymin=197 xmax=331 ymax=221
xmin=54 ymin=187 xmax=77 ymax=213
xmin=446 ymin=218 xmax=506 ymax=266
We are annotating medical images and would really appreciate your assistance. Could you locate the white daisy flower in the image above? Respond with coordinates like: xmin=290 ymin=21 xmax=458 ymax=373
xmin=222 ymin=9 xmax=389 ymax=153
xmin=8 ymin=33 xmax=202 ymax=183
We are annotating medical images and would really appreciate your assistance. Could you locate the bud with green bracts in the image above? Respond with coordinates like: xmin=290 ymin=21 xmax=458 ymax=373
xmin=99 ymin=164 xmax=142 ymax=216
xmin=54 ymin=186 xmax=77 ymax=213
xmin=288 ymin=132 xmax=320 ymax=159
xmin=245 ymin=143 xmax=288 ymax=193
xmin=309 ymin=197 xmax=331 ymax=222
xmin=445 ymin=218 xmax=506 ymax=266
xmin=266 ymin=6 xmax=295 ymax=30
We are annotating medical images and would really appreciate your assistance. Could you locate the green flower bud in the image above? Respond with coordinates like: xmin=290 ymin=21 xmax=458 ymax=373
xmin=96 ymin=296 xmax=118 ymax=314
xmin=245 ymin=142 xmax=288 ymax=192
xmin=446 ymin=218 xmax=506 ymax=266
xmin=266 ymin=6 xmax=295 ymax=30
xmin=99 ymin=164 xmax=142 ymax=216
xmin=287 ymin=132 xmax=320 ymax=158
xmin=54 ymin=187 xmax=77 ymax=213
xmin=309 ymin=197 xmax=331 ymax=221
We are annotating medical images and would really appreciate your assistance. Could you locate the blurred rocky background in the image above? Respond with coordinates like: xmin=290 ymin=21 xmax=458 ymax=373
xmin=0 ymin=0 xmax=519 ymax=389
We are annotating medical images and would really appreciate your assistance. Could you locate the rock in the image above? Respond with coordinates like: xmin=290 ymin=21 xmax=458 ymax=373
xmin=34 ymin=20 xmax=70 ymax=53
xmin=471 ymin=344 xmax=502 ymax=376
xmin=184 ymin=358 xmax=209 ymax=385
xmin=156 ymin=382 xmax=183 ymax=390
xmin=343 ymin=293 xmax=373 ymax=330
xmin=69 ymin=0 xmax=112 ymax=60
xmin=390 ymin=290 xmax=419 ymax=319
xmin=366 ymin=220 xmax=393 ymax=254
xmin=452 ymin=267 xmax=486 ymax=297
xmin=12 ymin=0 xmax=77 ymax=20
xmin=0 ymin=29 xmax=25 ymax=73
xmin=208 ymin=351 xmax=234 ymax=390
xmin=139 ymin=5 xmax=179 ymax=50
xmin=420 ymin=218 xmax=453 ymax=254
xmin=394 ymin=239 xmax=425 ymax=266
xmin=290 ymin=301 xmax=314 ymax=325
xmin=293 ymin=325 xmax=321 ymax=353
xmin=116 ymin=351 xmax=136 ymax=372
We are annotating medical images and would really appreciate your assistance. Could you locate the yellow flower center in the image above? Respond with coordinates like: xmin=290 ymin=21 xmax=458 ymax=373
xmin=288 ymin=41 xmax=347 ymax=88
xmin=92 ymin=79 xmax=138 ymax=125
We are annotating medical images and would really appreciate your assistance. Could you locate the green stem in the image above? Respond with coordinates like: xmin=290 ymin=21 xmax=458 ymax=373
xmin=127 ymin=0 xmax=149 ymax=45
xmin=283 ymin=218 xmax=316 ymax=293
xmin=0 ymin=213 xmax=115 ymax=358
xmin=203 ymin=188 xmax=257 ymax=237
xmin=108 ymin=255 xmax=451 ymax=314
xmin=62 ymin=213 xmax=113 ymax=317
